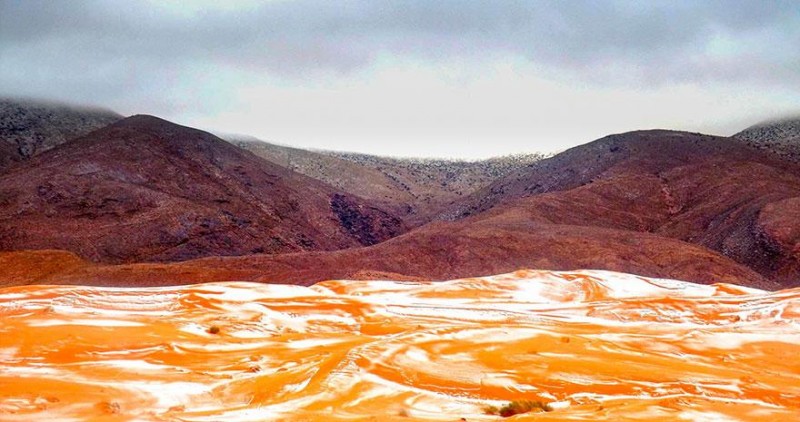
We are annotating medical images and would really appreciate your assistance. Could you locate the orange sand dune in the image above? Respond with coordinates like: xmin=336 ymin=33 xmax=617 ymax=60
xmin=1 ymin=270 xmax=799 ymax=421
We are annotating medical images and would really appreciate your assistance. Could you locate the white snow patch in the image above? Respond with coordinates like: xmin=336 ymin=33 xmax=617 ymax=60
xmin=28 ymin=319 xmax=144 ymax=327
xmin=678 ymin=410 xmax=740 ymax=421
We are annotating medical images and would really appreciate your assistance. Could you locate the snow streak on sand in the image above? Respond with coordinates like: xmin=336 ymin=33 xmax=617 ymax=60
xmin=0 ymin=270 xmax=798 ymax=421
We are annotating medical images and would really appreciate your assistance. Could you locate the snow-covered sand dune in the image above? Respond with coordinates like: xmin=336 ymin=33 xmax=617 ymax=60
xmin=1 ymin=269 xmax=798 ymax=420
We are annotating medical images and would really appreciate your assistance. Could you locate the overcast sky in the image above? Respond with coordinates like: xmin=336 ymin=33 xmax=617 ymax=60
xmin=1 ymin=0 xmax=799 ymax=158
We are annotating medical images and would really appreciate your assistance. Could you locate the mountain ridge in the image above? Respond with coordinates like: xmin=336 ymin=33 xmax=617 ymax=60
xmin=2 ymin=106 xmax=800 ymax=289
xmin=429 ymin=130 xmax=800 ymax=286
xmin=0 ymin=114 xmax=406 ymax=263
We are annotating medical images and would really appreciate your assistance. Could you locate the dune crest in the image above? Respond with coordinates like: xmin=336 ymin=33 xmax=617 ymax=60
xmin=1 ymin=270 xmax=798 ymax=421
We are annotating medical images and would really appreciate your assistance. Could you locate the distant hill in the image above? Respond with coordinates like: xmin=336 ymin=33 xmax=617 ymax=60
xmin=0 ymin=115 xmax=405 ymax=263
xmin=331 ymin=151 xmax=547 ymax=223
xmin=0 ymin=98 xmax=122 ymax=170
xmin=230 ymin=136 xmax=546 ymax=223
xmin=733 ymin=115 xmax=800 ymax=163
xmin=229 ymin=138 xmax=419 ymax=218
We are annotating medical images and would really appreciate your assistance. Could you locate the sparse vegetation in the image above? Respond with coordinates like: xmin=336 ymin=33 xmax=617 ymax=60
xmin=228 ymin=135 xmax=550 ymax=218
xmin=332 ymin=151 xmax=550 ymax=197
xmin=484 ymin=400 xmax=553 ymax=417
xmin=733 ymin=116 xmax=800 ymax=164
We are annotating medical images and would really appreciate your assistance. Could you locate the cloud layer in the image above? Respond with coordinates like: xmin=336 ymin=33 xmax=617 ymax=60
xmin=1 ymin=0 xmax=798 ymax=157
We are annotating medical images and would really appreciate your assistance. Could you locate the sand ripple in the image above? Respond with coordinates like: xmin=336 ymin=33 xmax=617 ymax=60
xmin=0 ymin=269 xmax=798 ymax=420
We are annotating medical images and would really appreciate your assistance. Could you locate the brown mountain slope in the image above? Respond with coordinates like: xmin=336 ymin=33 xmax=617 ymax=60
xmin=230 ymin=136 xmax=545 ymax=223
xmin=733 ymin=115 xmax=800 ymax=163
xmin=0 ymin=214 xmax=772 ymax=289
xmin=437 ymin=130 xmax=800 ymax=287
xmin=0 ymin=98 xmax=121 ymax=170
xmin=0 ymin=115 xmax=405 ymax=263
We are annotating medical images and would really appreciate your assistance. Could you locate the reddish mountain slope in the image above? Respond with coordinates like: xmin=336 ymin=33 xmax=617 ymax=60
xmin=0 ymin=125 xmax=794 ymax=290
xmin=440 ymin=131 xmax=789 ymax=218
xmin=0 ymin=116 xmax=405 ymax=263
xmin=0 ymin=140 xmax=17 ymax=171
xmin=437 ymin=130 xmax=800 ymax=287
xmin=0 ymin=215 xmax=772 ymax=289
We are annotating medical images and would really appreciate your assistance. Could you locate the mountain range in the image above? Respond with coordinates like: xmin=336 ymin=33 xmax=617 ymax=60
xmin=0 ymin=114 xmax=404 ymax=263
xmin=1 ymin=99 xmax=799 ymax=290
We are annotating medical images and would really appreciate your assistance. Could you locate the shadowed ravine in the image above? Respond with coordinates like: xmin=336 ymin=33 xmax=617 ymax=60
xmin=1 ymin=270 xmax=799 ymax=421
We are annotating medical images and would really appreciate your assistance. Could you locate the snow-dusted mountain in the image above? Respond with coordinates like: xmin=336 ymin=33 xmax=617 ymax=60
xmin=734 ymin=115 xmax=800 ymax=163
xmin=0 ymin=98 xmax=121 ymax=170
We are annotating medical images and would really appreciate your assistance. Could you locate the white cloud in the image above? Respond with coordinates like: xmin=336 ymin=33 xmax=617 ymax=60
xmin=175 ymin=57 xmax=798 ymax=158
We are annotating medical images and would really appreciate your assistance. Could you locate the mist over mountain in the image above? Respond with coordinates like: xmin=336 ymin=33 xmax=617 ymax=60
xmin=0 ymin=98 xmax=121 ymax=170
xmin=734 ymin=115 xmax=800 ymax=163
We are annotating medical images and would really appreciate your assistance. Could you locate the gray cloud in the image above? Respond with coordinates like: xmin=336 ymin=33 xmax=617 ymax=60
xmin=1 ymin=0 xmax=798 ymax=157
xmin=3 ymin=1 xmax=798 ymax=81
